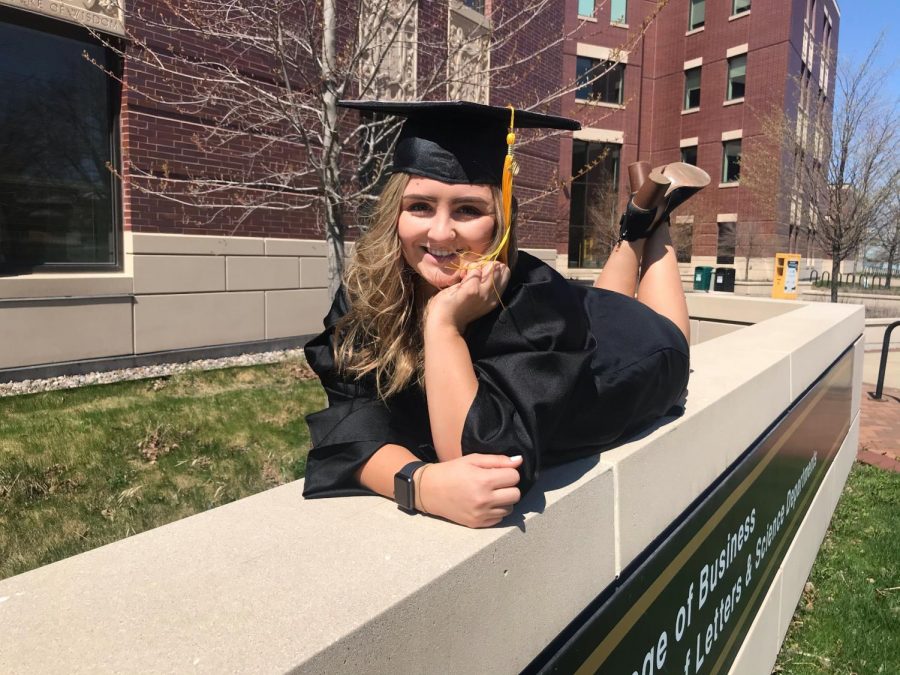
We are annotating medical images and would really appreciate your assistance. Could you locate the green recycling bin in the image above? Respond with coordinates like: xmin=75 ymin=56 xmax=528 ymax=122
xmin=693 ymin=266 xmax=713 ymax=291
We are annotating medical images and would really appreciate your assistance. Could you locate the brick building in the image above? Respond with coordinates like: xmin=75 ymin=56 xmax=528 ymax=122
xmin=560 ymin=0 xmax=839 ymax=278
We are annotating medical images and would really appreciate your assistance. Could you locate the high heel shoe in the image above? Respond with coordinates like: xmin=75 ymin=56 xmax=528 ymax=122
xmin=617 ymin=162 xmax=710 ymax=242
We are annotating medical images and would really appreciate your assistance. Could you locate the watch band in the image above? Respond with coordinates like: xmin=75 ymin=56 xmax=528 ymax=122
xmin=394 ymin=461 xmax=426 ymax=514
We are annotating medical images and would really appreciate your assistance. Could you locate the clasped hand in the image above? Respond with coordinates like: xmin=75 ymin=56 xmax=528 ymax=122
xmin=425 ymin=261 xmax=511 ymax=332
xmin=419 ymin=454 xmax=522 ymax=529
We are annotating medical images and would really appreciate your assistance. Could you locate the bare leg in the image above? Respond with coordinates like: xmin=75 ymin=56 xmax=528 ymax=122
xmin=593 ymin=239 xmax=644 ymax=297
xmin=636 ymin=225 xmax=690 ymax=342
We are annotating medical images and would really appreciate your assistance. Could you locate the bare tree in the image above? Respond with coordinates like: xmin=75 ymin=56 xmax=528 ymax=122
xmin=89 ymin=0 xmax=670 ymax=295
xmin=792 ymin=43 xmax=899 ymax=301
xmin=868 ymin=179 xmax=900 ymax=288
xmin=735 ymin=223 xmax=765 ymax=281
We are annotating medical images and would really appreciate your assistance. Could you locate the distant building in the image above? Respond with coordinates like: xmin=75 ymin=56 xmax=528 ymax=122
xmin=560 ymin=0 xmax=840 ymax=278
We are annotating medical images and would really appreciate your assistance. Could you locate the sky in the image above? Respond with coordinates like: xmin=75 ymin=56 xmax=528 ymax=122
xmin=835 ymin=0 xmax=900 ymax=101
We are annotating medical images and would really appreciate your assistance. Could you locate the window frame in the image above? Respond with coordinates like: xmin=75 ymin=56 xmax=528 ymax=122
xmin=726 ymin=54 xmax=747 ymax=101
xmin=0 ymin=8 xmax=123 ymax=275
xmin=732 ymin=0 xmax=751 ymax=15
xmin=610 ymin=0 xmax=627 ymax=24
xmin=684 ymin=67 xmax=701 ymax=110
xmin=577 ymin=0 xmax=595 ymax=18
xmin=716 ymin=222 xmax=736 ymax=265
xmin=575 ymin=57 xmax=625 ymax=106
xmin=722 ymin=139 xmax=742 ymax=183
xmin=689 ymin=0 xmax=705 ymax=31
xmin=568 ymin=139 xmax=621 ymax=269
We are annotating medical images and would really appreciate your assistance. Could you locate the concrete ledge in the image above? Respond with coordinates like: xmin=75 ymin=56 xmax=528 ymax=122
xmin=0 ymin=297 xmax=864 ymax=673
xmin=132 ymin=232 xmax=265 ymax=256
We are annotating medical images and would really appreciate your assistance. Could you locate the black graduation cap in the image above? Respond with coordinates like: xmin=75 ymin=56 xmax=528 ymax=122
xmin=339 ymin=100 xmax=581 ymax=186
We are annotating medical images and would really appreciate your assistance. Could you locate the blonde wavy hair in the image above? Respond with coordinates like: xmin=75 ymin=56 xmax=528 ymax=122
xmin=334 ymin=172 xmax=515 ymax=400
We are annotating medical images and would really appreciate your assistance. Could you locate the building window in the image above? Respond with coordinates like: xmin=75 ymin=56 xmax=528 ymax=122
xmin=577 ymin=0 xmax=594 ymax=17
xmin=717 ymin=222 xmax=736 ymax=264
xmin=569 ymin=140 xmax=621 ymax=268
xmin=0 ymin=12 xmax=120 ymax=272
xmin=727 ymin=55 xmax=746 ymax=100
xmin=681 ymin=146 xmax=698 ymax=166
xmin=689 ymin=0 xmax=705 ymax=30
xmin=684 ymin=67 xmax=701 ymax=109
xmin=673 ymin=220 xmax=693 ymax=262
xmin=722 ymin=140 xmax=742 ymax=183
xmin=610 ymin=0 xmax=627 ymax=24
xmin=576 ymin=57 xmax=625 ymax=105
xmin=461 ymin=0 xmax=485 ymax=13
xmin=732 ymin=0 xmax=751 ymax=15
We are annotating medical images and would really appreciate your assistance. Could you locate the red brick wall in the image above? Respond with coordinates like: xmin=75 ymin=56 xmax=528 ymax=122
xmin=120 ymin=0 xmax=569 ymax=248
xmin=558 ymin=0 xmax=839 ymax=264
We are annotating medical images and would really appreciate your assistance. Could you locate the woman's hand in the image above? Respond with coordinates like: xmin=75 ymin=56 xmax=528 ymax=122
xmin=425 ymin=261 xmax=511 ymax=333
xmin=417 ymin=454 xmax=522 ymax=528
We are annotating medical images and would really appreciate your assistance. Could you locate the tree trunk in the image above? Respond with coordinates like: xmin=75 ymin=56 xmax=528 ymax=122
xmin=886 ymin=244 xmax=896 ymax=289
xmin=830 ymin=250 xmax=840 ymax=303
xmin=322 ymin=0 xmax=343 ymax=298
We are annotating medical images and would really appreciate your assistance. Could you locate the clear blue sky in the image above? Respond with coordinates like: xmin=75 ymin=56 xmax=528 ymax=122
xmin=836 ymin=0 xmax=900 ymax=100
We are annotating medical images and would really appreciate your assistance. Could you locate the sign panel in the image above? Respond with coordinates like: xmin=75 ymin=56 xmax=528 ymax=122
xmin=528 ymin=348 xmax=853 ymax=675
xmin=1 ymin=0 xmax=125 ymax=37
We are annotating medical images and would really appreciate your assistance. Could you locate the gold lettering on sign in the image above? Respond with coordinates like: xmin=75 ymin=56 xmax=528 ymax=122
xmin=0 ymin=0 xmax=125 ymax=36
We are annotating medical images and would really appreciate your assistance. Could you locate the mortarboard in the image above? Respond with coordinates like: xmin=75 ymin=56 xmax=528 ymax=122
xmin=338 ymin=100 xmax=580 ymax=186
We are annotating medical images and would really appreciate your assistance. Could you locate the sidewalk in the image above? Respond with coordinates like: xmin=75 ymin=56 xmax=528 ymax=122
xmin=858 ymin=351 xmax=900 ymax=473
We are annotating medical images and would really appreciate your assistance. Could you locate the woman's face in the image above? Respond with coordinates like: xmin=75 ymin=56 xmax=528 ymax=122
xmin=398 ymin=177 xmax=496 ymax=291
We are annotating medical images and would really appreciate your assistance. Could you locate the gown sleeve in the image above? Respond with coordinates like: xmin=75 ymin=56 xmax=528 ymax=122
xmin=461 ymin=255 xmax=598 ymax=491
xmin=302 ymin=291 xmax=428 ymax=499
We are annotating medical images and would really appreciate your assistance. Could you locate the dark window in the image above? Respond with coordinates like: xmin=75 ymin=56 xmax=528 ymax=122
xmin=568 ymin=140 xmax=620 ymax=268
xmin=722 ymin=140 xmax=742 ymax=183
xmin=674 ymin=221 xmax=693 ymax=262
xmin=461 ymin=0 xmax=485 ymax=13
xmin=576 ymin=57 xmax=625 ymax=105
xmin=684 ymin=67 xmax=701 ymax=109
xmin=733 ymin=0 xmax=751 ymax=14
xmin=0 ymin=11 xmax=120 ymax=272
xmin=689 ymin=0 xmax=705 ymax=30
xmin=681 ymin=146 xmax=698 ymax=166
xmin=727 ymin=55 xmax=746 ymax=100
xmin=717 ymin=222 xmax=736 ymax=264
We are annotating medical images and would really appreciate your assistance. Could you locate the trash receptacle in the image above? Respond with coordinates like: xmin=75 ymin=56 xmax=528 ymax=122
xmin=693 ymin=266 xmax=713 ymax=291
xmin=714 ymin=267 xmax=736 ymax=292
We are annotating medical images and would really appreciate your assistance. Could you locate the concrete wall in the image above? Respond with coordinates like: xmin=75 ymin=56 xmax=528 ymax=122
xmin=0 ymin=297 xmax=864 ymax=673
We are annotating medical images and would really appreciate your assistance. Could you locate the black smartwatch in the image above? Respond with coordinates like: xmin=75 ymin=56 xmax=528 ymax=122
xmin=394 ymin=461 xmax=426 ymax=513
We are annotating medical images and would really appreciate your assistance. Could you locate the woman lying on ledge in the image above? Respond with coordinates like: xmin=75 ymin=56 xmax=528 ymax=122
xmin=303 ymin=100 xmax=707 ymax=528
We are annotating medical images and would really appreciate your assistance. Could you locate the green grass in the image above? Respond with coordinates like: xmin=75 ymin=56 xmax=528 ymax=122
xmin=775 ymin=463 xmax=900 ymax=674
xmin=0 ymin=358 xmax=325 ymax=580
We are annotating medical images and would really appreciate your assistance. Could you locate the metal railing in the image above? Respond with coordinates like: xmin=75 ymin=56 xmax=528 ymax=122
xmin=870 ymin=320 xmax=900 ymax=400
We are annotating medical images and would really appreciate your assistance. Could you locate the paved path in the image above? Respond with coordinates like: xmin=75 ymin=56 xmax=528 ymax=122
xmin=858 ymin=348 xmax=900 ymax=473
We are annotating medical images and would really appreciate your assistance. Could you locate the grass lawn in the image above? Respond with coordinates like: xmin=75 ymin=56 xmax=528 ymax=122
xmin=775 ymin=463 xmax=900 ymax=674
xmin=0 ymin=358 xmax=324 ymax=580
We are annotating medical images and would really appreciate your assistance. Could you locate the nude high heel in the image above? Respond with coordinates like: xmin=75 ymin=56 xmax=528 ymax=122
xmin=617 ymin=162 xmax=710 ymax=242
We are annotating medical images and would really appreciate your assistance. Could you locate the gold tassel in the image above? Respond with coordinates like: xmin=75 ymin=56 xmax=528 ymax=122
xmin=482 ymin=106 xmax=516 ymax=265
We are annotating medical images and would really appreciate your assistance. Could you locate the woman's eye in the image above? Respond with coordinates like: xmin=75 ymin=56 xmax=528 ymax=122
xmin=406 ymin=202 xmax=431 ymax=213
xmin=456 ymin=205 xmax=484 ymax=217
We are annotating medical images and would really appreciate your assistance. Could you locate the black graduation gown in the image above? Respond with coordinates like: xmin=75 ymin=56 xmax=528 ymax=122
xmin=302 ymin=252 xmax=689 ymax=498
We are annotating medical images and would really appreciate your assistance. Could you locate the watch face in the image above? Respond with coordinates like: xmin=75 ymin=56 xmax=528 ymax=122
xmin=394 ymin=472 xmax=415 ymax=512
